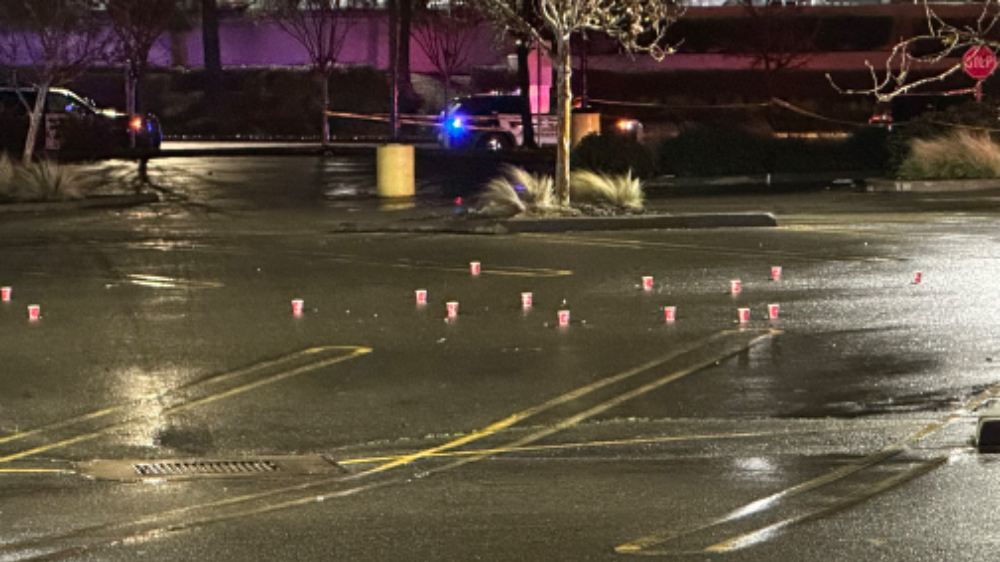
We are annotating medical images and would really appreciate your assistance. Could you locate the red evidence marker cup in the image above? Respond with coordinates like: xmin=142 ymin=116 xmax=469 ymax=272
xmin=558 ymin=309 xmax=570 ymax=327
xmin=664 ymin=306 xmax=677 ymax=323
xmin=768 ymin=303 xmax=780 ymax=320
xmin=415 ymin=289 xmax=428 ymax=305
xmin=771 ymin=266 xmax=782 ymax=281
xmin=521 ymin=292 xmax=533 ymax=308
xmin=738 ymin=308 xmax=750 ymax=324
xmin=1 ymin=287 xmax=10 ymax=301
xmin=470 ymin=262 xmax=481 ymax=275
xmin=642 ymin=276 xmax=653 ymax=291
xmin=731 ymin=279 xmax=742 ymax=294
xmin=292 ymin=299 xmax=304 ymax=315
xmin=28 ymin=304 xmax=40 ymax=321
xmin=446 ymin=301 xmax=459 ymax=318
xmin=912 ymin=272 xmax=922 ymax=285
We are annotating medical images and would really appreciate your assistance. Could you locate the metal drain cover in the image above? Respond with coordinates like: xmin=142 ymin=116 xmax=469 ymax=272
xmin=134 ymin=459 xmax=279 ymax=476
xmin=76 ymin=455 xmax=345 ymax=481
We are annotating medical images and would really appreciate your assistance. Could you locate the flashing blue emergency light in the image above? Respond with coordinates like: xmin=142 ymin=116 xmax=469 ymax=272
xmin=445 ymin=115 xmax=466 ymax=138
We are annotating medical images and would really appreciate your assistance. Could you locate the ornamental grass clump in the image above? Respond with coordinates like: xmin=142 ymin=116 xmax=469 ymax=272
xmin=12 ymin=160 xmax=90 ymax=201
xmin=570 ymin=169 xmax=644 ymax=210
xmin=0 ymin=155 xmax=93 ymax=202
xmin=898 ymin=130 xmax=1000 ymax=180
xmin=477 ymin=164 xmax=558 ymax=217
xmin=0 ymin=154 xmax=14 ymax=201
xmin=478 ymin=164 xmax=646 ymax=216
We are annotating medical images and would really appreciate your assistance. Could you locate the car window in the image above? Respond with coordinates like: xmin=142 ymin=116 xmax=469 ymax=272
xmin=455 ymin=96 xmax=525 ymax=115
xmin=47 ymin=92 xmax=92 ymax=115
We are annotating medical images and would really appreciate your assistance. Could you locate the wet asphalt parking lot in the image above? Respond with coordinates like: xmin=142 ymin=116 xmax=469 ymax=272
xmin=2 ymin=153 xmax=1000 ymax=561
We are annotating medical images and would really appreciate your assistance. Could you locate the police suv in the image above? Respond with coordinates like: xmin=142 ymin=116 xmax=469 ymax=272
xmin=438 ymin=93 xmax=640 ymax=150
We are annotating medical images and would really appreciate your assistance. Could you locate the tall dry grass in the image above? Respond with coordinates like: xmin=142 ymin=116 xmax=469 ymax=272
xmin=0 ymin=154 xmax=13 ymax=199
xmin=478 ymin=165 xmax=646 ymax=216
xmin=570 ymin=170 xmax=644 ymax=209
xmin=477 ymin=164 xmax=557 ymax=216
xmin=0 ymin=155 xmax=92 ymax=202
xmin=898 ymin=130 xmax=1000 ymax=180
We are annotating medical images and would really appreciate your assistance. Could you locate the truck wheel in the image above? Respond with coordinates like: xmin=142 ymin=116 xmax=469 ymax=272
xmin=478 ymin=133 xmax=512 ymax=151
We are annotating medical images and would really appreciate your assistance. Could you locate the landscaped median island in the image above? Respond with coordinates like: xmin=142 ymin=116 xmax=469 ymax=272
xmin=0 ymin=155 xmax=158 ymax=213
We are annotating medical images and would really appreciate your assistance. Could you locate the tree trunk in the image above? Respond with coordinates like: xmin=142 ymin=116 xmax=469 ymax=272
xmin=517 ymin=43 xmax=535 ymax=148
xmin=554 ymin=38 xmax=572 ymax=206
xmin=23 ymin=83 xmax=49 ymax=165
xmin=388 ymin=0 xmax=400 ymax=140
xmin=321 ymin=73 xmax=330 ymax=147
xmin=126 ymin=60 xmax=136 ymax=149
xmin=202 ymin=0 xmax=223 ymax=96
xmin=398 ymin=0 xmax=415 ymax=109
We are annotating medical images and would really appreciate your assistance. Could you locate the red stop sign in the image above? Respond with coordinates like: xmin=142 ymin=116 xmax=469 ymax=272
xmin=964 ymin=45 xmax=997 ymax=80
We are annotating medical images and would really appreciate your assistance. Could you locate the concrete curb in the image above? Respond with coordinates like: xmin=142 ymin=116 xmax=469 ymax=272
xmin=865 ymin=178 xmax=1000 ymax=192
xmin=501 ymin=213 xmax=779 ymax=232
xmin=0 ymin=192 xmax=160 ymax=214
xmin=328 ymin=212 xmax=779 ymax=235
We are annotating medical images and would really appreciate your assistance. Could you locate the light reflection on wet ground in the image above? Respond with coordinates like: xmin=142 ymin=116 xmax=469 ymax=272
xmin=3 ymin=156 xmax=1000 ymax=560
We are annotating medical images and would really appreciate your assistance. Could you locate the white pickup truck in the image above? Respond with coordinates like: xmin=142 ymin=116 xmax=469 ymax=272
xmin=438 ymin=94 xmax=640 ymax=150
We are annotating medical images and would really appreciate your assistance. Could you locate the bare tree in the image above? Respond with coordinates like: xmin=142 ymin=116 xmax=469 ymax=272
xmin=735 ymin=1 xmax=815 ymax=100
xmin=469 ymin=0 xmax=683 ymax=204
xmin=0 ymin=0 xmax=110 ymax=164
xmin=413 ymin=0 xmax=482 ymax=106
xmin=105 ymin=0 xmax=178 ymax=137
xmin=261 ymin=0 xmax=365 ymax=146
xmin=829 ymin=0 xmax=999 ymax=101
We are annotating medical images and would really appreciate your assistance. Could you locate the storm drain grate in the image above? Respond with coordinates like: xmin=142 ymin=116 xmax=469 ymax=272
xmin=133 ymin=460 xmax=279 ymax=477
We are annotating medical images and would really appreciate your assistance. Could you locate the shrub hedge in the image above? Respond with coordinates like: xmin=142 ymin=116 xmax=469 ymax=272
xmin=571 ymin=134 xmax=657 ymax=178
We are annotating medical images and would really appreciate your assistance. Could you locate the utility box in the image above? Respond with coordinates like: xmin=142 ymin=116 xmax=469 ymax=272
xmin=376 ymin=144 xmax=415 ymax=198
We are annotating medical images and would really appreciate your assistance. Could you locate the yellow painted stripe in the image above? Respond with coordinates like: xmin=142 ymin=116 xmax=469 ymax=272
xmin=427 ymin=332 xmax=775 ymax=474
xmin=0 ymin=468 xmax=74 ymax=474
xmin=703 ymin=457 xmax=947 ymax=553
xmin=0 ymin=347 xmax=371 ymax=464
xmin=362 ymin=330 xmax=766 ymax=475
xmin=616 ymin=379 xmax=1000 ymax=555
xmin=0 ymin=432 xmax=105 ymax=463
xmin=0 ymin=336 xmax=768 ymax=556
xmin=0 ymin=346 xmax=342 ymax=446
xmin=337 ymin=423 xmax=898 ymax=466
xmin=165 ymin=347 xmax=371 ymax=415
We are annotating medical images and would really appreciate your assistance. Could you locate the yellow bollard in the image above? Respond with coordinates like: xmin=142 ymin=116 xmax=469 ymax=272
xmin=376 ymin=144 xmax=415 ymax=198
xmin=571 ymin=112 xmax=601 ymax=148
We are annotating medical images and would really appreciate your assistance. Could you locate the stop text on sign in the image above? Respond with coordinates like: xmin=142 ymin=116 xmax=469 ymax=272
xmin=963 ymin=45 xmax=997 ymax=81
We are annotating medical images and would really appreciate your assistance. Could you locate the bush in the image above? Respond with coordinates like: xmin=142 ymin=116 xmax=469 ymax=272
xmin=886 ymin=100 xmax=1000 ymax=176
xmin=897 ymin=130 xmax=1000 ymax=180
xmin=658 ymin=126 xmax=771 ymax=176
xmin=572 ymin=133 xmax=657 ymax=178
xmin=844 ymin=126 xmax=891 ymax=172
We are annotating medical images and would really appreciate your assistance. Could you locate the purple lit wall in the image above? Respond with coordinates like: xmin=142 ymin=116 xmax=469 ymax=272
xmin=148 ymin=12 xmax=507 ymax=74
